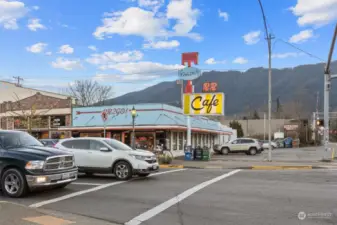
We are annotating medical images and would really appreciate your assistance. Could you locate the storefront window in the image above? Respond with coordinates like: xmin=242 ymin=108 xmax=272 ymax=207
xmin=198 ymin=133 xmax=201 ymax=146
xmin=135 ymin=132 xmax=154 ymax=151
xmin=178 ymin=132 xmax=183 ymax=150
xmin=172 ymin=132 xmax=177 ymax=150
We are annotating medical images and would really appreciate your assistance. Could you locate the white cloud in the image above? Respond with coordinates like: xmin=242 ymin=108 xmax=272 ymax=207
xmin=94 ymin=0 xmax=201 ymax=41
xmin=0 ymin=0 xmax=28 ymax=29
xmin=93 ymin=7 xmax=168 ymax=40
xmin=290 ymin=0 xmax=337 ymax=27
xmin=271 ymin=52 xmax=303 ymax=59
xmin=94 ymin=73 xmax=159 ymax=82
xmin=88 ymin=45 xmax=97 ymax=51
xmin=218 ymin=9 xmax=229 ymax=21
xmin=59 ymin=44 xmax=74 ymax=54
xmin=26 ymin=42 xmax=47 ymax=53
xmin=86 ymin=50 xmax=143 ymax=67
xmin=167 ymin=0 xmax=201 ymax=39
xmin=138 ymin=0 xmax=164 ymax=12
xmin=143 ymin=40 xmax=180 ymax=49
xmin=45 ymin=51 xmax=52 ymax=56
xmin=27 ymin=18 xmax=46 ymax=31
xmin=204 ymin=57 xmax=226 ymax=65
xmin=289 ymin=29 xmax=314 ymax=43
xmin=51 ymin=57 xmax=83 ymax=71
xmin=32 ymin=5 xmax=39 ymax=10
xmin=233 ymin=57 xmax=248 ymax=64
xmin=243 ymin=30 xmax=261 ymax=45
xmin=94 ymin=61 xmax=184 ymax=81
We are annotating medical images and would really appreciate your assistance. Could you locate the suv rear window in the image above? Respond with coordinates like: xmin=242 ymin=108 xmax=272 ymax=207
xmin=61 ymin=140 xmax=90 ymax=149
xmin=242 ymin=139 xmax=254 ymax=143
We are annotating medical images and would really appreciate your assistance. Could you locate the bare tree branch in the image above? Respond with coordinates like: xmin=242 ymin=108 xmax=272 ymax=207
xmin=66 ymin=80 xmax=112 ymax=106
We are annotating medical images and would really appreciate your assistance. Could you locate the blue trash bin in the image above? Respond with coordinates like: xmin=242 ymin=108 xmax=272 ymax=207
xmin=184 ymin=152 xmax=192 ymax=161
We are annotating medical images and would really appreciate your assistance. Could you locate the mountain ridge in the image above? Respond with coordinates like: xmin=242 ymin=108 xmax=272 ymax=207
xmin=105 ymin=61 xmax=337 ymax=116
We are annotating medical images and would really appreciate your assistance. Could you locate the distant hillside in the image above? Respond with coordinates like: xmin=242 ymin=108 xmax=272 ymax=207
xmin=104 ymin=61 xmax=337 ymax=116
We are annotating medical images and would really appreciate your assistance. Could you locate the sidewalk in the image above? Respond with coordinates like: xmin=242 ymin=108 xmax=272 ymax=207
xmin=0 ymin=201 xmax=119 ymax=225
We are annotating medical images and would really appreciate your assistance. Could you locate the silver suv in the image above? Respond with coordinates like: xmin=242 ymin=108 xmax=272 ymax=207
xmin=214 ymin=138 xmax=263 ymax=155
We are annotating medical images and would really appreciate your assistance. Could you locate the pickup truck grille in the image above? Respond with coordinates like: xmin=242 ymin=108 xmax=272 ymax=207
xmin=44 ymin=155 xmax=74 ymax=171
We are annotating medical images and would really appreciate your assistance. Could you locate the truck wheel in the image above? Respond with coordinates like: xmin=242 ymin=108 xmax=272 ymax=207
xmin=221 ymin=147 xmax=229 ymax=155
xmin=1 ymin=168 xmax=28 ymax=198
xmin=249 ymin=148 xmax=257 ymax=156
xmin=114 ymin=161 xmax=132 ymax=180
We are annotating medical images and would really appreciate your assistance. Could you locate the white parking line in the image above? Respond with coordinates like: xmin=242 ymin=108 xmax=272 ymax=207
xmin=29 ymin=169 xmax=186 ymax=208
xmin=71 ymin=182 xmax=104 ymax=186
xmin=125 ymin=169 xmax=241 ymax=225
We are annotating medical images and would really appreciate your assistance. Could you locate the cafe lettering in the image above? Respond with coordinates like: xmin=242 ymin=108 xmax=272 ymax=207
xmin=183 ymin=93 xmax=224 ymax=115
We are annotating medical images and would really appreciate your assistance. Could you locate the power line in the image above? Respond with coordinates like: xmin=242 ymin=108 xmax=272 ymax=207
xmin=277 ymin=39 xmax=325 ymax=62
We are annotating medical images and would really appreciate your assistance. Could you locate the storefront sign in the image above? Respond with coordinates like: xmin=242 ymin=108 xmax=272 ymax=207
xmin=183 ymin=92 xmax=224 ymax=116
xmin=51 ymin=116 xmax=65 ymax=128
xmin=103 ymin=107 xmax=128 ymax=116
xmin=202 ymin=82 xmax=218 ymax=92
xmin=284 ymin=124 xmax=298 ymax=131
xmin=178 ymin=67 xmax=202 ymax=80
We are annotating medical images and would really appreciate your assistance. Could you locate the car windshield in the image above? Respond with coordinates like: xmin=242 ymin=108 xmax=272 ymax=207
xmin=0 ymin=132 xmax=44 ymax=149
xmin=103 ymin=139 xmax=133 ymax=151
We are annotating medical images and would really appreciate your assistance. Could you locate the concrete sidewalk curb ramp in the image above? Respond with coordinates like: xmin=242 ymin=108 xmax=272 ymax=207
xmin=0 ymin=201 xmax=119 ymax=225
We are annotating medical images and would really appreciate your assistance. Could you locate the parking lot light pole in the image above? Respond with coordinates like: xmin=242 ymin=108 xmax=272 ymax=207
xmin=131 ymin=106 xmax=137 ymax=149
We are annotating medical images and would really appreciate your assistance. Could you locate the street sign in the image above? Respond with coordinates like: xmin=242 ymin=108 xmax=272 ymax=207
xmin=101 ymin=111 xmax=108 ymax=122
xmin=178 ymin=67 xmax=202 ymax=80
xmin=183 ymin=92 xmax=224 ymax=115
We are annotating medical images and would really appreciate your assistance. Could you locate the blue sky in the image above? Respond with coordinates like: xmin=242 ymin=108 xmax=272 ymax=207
xmin=1 ymin=0 xmax=337 ymax=97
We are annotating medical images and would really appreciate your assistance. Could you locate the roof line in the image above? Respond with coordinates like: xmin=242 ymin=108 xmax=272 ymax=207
xmin=0 ymin=80 xmax=72 ymax=98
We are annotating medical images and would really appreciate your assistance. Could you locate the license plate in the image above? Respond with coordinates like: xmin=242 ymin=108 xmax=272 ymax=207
xmin=62 ymin=173 xmax=70 ymax=179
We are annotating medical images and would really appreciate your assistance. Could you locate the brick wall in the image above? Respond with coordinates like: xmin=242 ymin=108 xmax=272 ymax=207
xmin=1 ymin=92 xmax=71 ymax=112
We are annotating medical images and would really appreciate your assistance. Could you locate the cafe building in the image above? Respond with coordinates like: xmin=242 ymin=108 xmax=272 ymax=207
xmin=60 ymin=103 xmax=235 ymax=156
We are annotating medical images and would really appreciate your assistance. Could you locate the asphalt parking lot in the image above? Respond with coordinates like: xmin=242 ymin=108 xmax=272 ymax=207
xmin=0 ymin=168 xmax=337 ymax=225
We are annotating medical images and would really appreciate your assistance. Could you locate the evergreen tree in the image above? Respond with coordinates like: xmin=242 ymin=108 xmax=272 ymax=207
xmin=229 ymin=120 xmax=244 ymax=137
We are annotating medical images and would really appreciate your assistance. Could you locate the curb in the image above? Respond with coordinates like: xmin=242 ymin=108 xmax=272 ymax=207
xmin=251 ymin=165 xmax=312 ymax=170
xmin=160 ymin=165 xmax=337 ymax=170
xmin=159 ymin=165 xmax=184 ymax=169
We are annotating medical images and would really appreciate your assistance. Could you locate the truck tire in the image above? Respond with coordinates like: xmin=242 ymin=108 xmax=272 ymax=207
xmin=114 ymin=161 xmax=133 ymax=180
xmin=221 ymin=147 xmax=229 ymax=155
xmin=1 ymin=168 xmax=28 ymax=198
xmin=249 ymin=148 xmax=257 ymax=156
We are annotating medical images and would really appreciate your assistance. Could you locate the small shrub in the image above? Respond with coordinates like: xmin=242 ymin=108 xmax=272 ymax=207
xmin=158 ymin=154 xmax=173 ymax=164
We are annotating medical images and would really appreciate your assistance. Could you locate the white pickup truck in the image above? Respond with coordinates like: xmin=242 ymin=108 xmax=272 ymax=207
xmin=213 ymin=138 xmax=263 ymax=155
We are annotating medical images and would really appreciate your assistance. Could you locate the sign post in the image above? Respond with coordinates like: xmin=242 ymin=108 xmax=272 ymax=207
xmin=101 ymin=111 xmax=108 ymax=138
xmin=181 ymin=52 xmax=199 ymax=155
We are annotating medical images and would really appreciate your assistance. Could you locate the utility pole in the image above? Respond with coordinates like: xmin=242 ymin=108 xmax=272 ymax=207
xmin=258 ymin=0 xmax=274 ymax=161
xmin=323 ymin=23 xmax=337 ymax=161
xmin=13 ymin=76 xmax=23 ymax=87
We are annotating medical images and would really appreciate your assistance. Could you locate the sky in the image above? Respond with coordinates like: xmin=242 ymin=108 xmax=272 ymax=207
xmin=1 ymin=0 xmax=337 ymax=98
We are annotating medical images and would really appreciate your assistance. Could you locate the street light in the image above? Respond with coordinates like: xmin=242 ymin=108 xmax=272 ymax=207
xmin=131 ymin=106 xmax=136 ymax=149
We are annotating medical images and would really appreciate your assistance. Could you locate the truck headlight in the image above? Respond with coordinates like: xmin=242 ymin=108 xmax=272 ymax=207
xmin=25 ymin=161 xmax=45 ymax=170
xmin=129 ymin=154 xmax=147 ymax=161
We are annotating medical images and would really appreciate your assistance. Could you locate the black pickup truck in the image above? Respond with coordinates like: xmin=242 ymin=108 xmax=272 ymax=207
xmin=0 ymin=130 xmax=78 ymax=197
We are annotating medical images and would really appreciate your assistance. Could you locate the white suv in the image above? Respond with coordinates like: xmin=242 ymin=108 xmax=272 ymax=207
xmin=55 ymin=137 xmax=159 ymax=180
xmin=214 ymin=138 xmax=263 ymax=155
